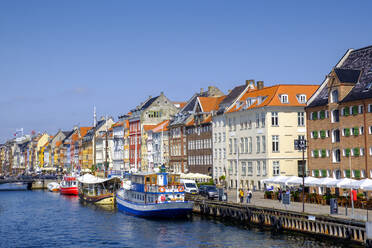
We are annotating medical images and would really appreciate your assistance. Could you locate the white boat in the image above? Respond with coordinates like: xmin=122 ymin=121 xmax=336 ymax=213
xmin=47 ymin=182 xmax=60 ymax=192
xmin=116 ymin=172 xmax=194 ymax=218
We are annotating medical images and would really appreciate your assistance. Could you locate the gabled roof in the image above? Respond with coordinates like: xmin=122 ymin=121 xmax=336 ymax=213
xmin=308 ymin=45 xmax=372 ymax=106
xmin=229 ymin=84 xmax=318 ymax=113
xmin=151 ymin=120 xmax=170 ymax=133
xmin=197 ymin=96 xmax=226 ymax=112
xmin=143 ymin=125 xmax=157 ymax=131
xmin=112 ymin=121 xmax=123 ymax=128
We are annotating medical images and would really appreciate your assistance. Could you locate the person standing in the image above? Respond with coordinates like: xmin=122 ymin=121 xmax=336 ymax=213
xmin=278 ymin=188 xmax=282 ymax=202
xmin=246 ymin=188 xmax=252 ymax=204
xmin=239 ymin=188 xmax=244 ymax=203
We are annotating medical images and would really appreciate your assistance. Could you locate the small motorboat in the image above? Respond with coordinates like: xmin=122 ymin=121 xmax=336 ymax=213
xmin=47 ymin=182 xmax=60 ymax=192
xmin=60 ymin=176 xmax=78 ymax=195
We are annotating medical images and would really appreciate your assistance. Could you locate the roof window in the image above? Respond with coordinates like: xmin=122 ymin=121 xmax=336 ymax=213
xmin=280 ymin=94 xmax=289 ymax=104
xmin=297 ymin=94 xmax=307 ymax=104
xmin=363 ymin=81 xmax=372 ymax=92
xmin=245 ymin=98 xmax=256 ymax=108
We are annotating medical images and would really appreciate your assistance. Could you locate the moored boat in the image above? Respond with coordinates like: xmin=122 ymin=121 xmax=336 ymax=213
xmin=116 ymin=172 xmax=193 ymax=218
xmin=47 ymin=182 xmax=60 ymax=192
xmin=77 ymin=174 xmax=121 ymax=205
xmin=60 ymin=176 xmax=78 ymax=195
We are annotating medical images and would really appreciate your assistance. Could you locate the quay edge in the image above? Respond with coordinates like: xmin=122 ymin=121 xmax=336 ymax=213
xmin=191 ymin=197 xmax=368 ymax=246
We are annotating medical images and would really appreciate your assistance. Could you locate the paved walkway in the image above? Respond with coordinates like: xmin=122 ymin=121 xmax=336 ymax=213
xmin=225 ymin=190 xmax=370 ymax=222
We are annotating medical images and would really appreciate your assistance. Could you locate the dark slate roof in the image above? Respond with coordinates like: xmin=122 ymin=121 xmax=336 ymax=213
xmin=217 ymin=84 xmax=246 ymax=114
xmin=169 ymin=112 xmax=191 ymax=126
xmin=139 ymin=96 xmax=159 ymax=111
xmin=182 ymin=92 xmax=209 ymax=112
xmin=309 ymin=45 xmax=372 ymax=107
xmin=334 ymin=68 xmax=360 ymax=83
xmin=340 ymin=46 xmax=372 ymax=102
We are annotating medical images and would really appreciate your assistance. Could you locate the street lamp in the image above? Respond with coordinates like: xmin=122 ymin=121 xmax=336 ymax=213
xmin=295 ymin=138 xmax=307 ymax=212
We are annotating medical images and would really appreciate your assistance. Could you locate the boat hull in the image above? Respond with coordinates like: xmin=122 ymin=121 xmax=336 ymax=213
xmin=116 ymin=194 xmax=193 ymax=218
xmin=60 ymin=187 xmax=78 ymax=195
xmin=78 ymin=193 xmax=115 ymax=205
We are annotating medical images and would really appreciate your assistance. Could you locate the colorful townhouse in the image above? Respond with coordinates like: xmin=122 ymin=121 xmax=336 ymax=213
xmin=146 ymin=120 xmax=170 ymax=171
xmin=186 ymin=93 xmax=226 ymax=176
xmin=168 ymin=86 xmax=224 ymax=173
xmin=111 ymin=121 xmax=124 ymax=172
xmin=70 ymin=126 xmax=91 ymax=171
xmin=306 ymin=45 xmax=372 ymax=192
xmin=212 ymin=80 xmax=255 ymax=184
xmin=127 ymin=92 xmax=179 ymax=172
xmin=222 ymin=82 xmax=317 ymax=190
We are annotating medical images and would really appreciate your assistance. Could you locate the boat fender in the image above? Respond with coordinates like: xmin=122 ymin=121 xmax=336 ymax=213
xmin=344 ymin=228 xmax=352 ymax=240
xmin=259 ymin=214 xmax=265 ymax=225
xmin=178 ymin=186 xmax=184 ymax=192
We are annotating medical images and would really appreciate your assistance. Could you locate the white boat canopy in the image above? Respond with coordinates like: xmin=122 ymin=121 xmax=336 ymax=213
xmin=77 ymin=174 xmax=121 ymax=184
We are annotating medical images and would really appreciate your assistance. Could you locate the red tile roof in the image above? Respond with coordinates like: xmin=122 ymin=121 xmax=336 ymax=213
xmin=198 ymin=96 xmax=226 ymax=112
xmin=152 ymin=120 xmax=170 ymax=133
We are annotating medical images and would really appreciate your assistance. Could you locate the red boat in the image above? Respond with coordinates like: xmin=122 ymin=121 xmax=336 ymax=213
xmin=60 ymin=176 xmax=78 ymax=195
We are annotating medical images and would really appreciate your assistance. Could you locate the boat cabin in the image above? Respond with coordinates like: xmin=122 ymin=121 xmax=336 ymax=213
xmin=126 ymin=173 xmax=185 ymax=204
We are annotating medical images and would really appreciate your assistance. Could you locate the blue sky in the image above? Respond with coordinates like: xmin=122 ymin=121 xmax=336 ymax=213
xmin=1 ymin=1 xmax=372 ymax=142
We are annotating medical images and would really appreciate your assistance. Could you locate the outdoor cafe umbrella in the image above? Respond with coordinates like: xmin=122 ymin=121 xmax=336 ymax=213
xmin=337 ymin=178 xmax=358 ymax=189
xmin=261 ymin=176 xmax=289 ymax=185
xmin=312 ymin=178 xmax=340 ymax=187
xmin=360 ymin=179 xmax=372 ymax=191
xmin=286 ymin=176 xmax=318 ymax=186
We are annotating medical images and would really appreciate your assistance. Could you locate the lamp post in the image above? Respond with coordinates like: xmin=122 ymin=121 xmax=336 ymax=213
xmin=295 ymin=138 xmax=307 ymax=212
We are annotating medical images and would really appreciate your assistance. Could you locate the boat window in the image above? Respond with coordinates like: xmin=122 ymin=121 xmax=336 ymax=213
xmin=151 ymin=176 xmax=156 ymax=184
xmin=146 ymin=177 xmax=150 ymax=183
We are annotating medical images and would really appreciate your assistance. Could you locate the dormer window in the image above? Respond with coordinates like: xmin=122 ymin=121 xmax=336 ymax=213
xmin=280 ymin=94 xmax=289 ymax=103
xmin=297 ymin=94 xmax=307 ymax=104
xmin=364 ymin=81 xmax=372 ymax=92
xmin=245 ymin=98 xmax=256 ymax=108
xmin=330 ymin=90 xmax=339 ymax=103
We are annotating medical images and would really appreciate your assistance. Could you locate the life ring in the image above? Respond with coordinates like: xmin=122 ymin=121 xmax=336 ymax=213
xmin=178 ymin=186 xmax=184 ymax=192
xmin=159 ymin=186 xmax=166 ymax=193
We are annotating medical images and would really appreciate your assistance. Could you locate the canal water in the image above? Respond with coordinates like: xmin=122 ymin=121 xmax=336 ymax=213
xmin=0 ymin=190 xmax=359 ymax=248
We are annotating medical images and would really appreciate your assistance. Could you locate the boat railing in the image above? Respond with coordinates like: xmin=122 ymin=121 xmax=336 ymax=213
xmin=145 ymin=184 xmax=184 ymax=193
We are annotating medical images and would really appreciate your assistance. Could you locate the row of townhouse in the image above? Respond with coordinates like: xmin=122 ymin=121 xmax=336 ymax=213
xmin=3 ymin=44 xmax=371 ymax=187
xmin=306 ymin=45 xmax=372 ymax=192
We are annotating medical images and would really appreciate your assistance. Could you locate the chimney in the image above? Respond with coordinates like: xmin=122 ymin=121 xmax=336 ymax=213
xmin=257 ymin=81 xmax=264 ymax=90
xmin=160 ymin=91 xmax=164 ymax=96
xmin=246 ymin=79 xmax=255 ymax=87
xmin=200 ymin=88 xmax=204 ymax=94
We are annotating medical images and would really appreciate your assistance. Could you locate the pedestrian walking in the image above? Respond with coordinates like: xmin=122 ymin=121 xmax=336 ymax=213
xmin=239 ymin=188 xmax=244 ymax=203
xmin=246 ymin=188 xmax=252 ymax=204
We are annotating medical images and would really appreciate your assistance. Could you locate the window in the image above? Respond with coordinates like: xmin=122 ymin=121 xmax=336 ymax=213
xmin=223 ymin=132 xmax=226 ymax=142
xmin=359 ymin=105 xmax=364 ymax=114
xmin=272 ymin=135 xmax=279 ymax=152
xmin=229 ymin=139 xmax=232 ymax=154
xmin=247 ymin=162 xmax=253 ymax=175
xmin=298 ymin=112 xmax=305 ymax=126
xmin=262 ymin=161 xmax=267 ymax=176
xmin=260 ymin=113 xmax=266 ymax=128
xmin=262 ymin=136 xmax=266 ymax=153
xmin=256 ymin=136 xmax=260 ymax=153
xmin=298 ymin=94 xmax=307 ymax=104
xmin=257 ymin=161 xmax=261 ymax=176
xmin=256 ymin=113 xmax=260 ymax=128
xmin=240 ymin=138 xmax=244 ymax=154
xmin=273 ymin=161 xmax=280 ymax=176
xmin=223 ymin=148 xmax=226 ymax=158
xmin=280 ymin=94 xmax=289 ymax=103
xmin=248 ymin=137 xmax=252 ymax=154
xmin=271 ymin=112 xmax=278 ymax=126
xmin=331 ymin=109 xmax=339 ymax=123
xmin=369 ymin=104 xmax=372 ymax=113
xmin=330 ymin=90 xmax=338 ymax=103
xmin=241 ymin=162 xmax=246 ymax=176
xmin=332 ymin=129 xmax=340 ymax=143
xmin=332 ymin=149 xmax=341 ymax=163
xmin=244 ymin=138 xmax=248 ymax=153
xmin=234 ymin=138 xmax=237 ymax=154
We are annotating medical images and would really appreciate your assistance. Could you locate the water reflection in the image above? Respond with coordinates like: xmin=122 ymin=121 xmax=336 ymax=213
xmin=0 ymin=191 xmax=363 ymax=248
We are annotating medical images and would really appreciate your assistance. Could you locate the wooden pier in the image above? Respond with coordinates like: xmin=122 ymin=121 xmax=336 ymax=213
xmin=190 ymin=196 xmax=367 ymax=246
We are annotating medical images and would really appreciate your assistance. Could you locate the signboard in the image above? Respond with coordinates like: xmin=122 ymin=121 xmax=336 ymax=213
xmin=294 ymin=139 xmax=307 ymax=150
xmin=282 ymin=193 xmax=290 ymax=205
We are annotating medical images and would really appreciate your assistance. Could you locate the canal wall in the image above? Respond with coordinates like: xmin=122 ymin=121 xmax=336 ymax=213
xmin=30 ymin=179 xmax=61 ymax=189
xmin=192 ymin=197 xmax=366 ymax=245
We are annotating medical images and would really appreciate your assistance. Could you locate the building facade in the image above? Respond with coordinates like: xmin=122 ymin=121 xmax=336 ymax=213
xmin=306 ymin=45 xmax=372 ymax=188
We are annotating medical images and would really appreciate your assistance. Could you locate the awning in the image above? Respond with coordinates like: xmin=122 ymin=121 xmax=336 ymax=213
xmin=77 ymin=174 xmax=121 ymax=184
